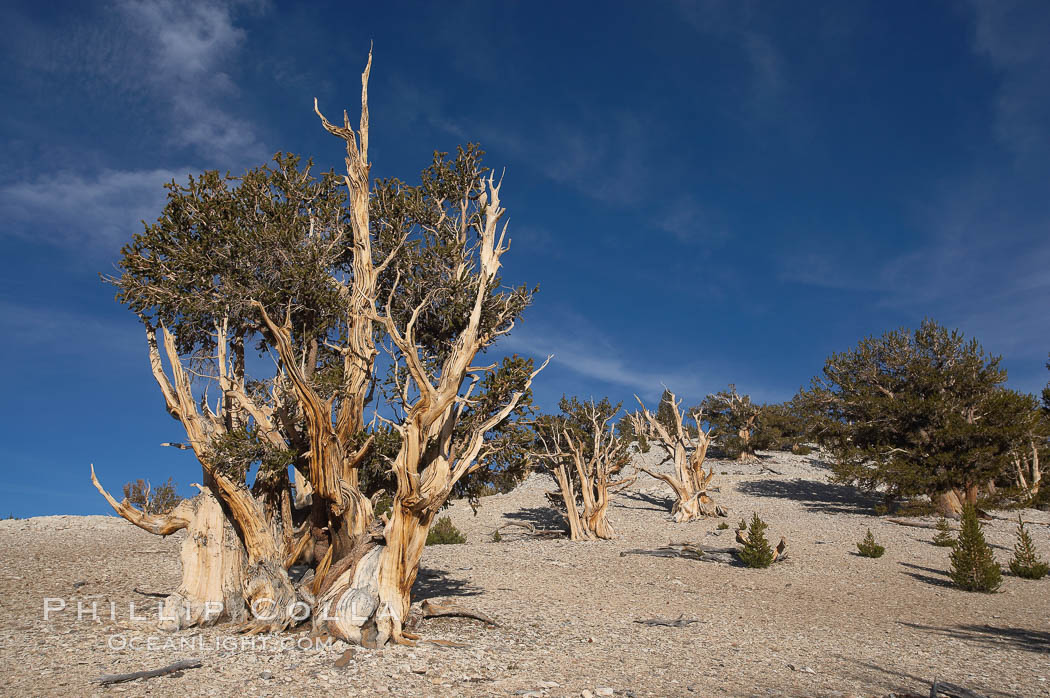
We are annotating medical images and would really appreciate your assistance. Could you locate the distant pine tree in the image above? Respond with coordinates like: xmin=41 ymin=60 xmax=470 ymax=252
xmin=738 ymin=512 xmax=774 ymax=568
xmin=949 ymin=504 xmax=1002 ymax=592
xmin=857 ymin=529 xmax=885 ymax=558
xmin=932 ymin=516 xmax=955 ymax=547
xmin=1008 ymin=515 xmax=1049 ymax=580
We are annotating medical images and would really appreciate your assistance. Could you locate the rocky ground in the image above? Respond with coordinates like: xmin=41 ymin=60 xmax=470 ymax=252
xmin=2 ymin=449 xmax=1049 ymax=697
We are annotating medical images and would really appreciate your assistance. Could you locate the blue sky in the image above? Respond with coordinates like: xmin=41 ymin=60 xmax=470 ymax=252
xmin=1 ymin=1 xmax=1048 ymax=516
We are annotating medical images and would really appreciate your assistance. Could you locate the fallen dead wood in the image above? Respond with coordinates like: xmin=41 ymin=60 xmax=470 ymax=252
xmin=421 ymin=599 xmax=499 ymax=627
xmin=929 ymin=679 xmax=985 ymax=698
xmin=493 ymin=522 xmax=566 ymax=539
xmin=634 ymin=615 xmax=699 ymax=627
xmin=132 ymin=587 xmax=168 ymax=598
xmin=983 ymin=513 xmax=1050 ymax=528
xmin=887 ymin=518 xmax=954 ymax=531
xmin=621 ymin=538 xmax=789 ymax=565
xmin=620 ymin=543 xmax=705 ymax=561
xmin=93 ymin=658 xmax=202 ymax=685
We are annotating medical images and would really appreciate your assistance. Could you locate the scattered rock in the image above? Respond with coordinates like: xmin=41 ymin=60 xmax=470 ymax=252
xmin=334 ymin=649 xmax=355 ymax=668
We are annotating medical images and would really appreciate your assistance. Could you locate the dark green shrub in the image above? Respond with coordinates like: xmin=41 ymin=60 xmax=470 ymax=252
xmin=1008 ymin=515 xmax=1049 ymax=580
xmin=932 ymin=517 xmax=955 ymax=547
xmin=717 ymin=522 xmax=729 ymax=530
xmin=856 ymin=529 xmax=885 ymax=558
xmin=426 ymin=516 xmax=466 ymax=545
xmin=737 ymin=513 xmax=774 ymax=569
xmin=736 ymin=517 xmax=748 ymax=531
xmin=949 ymin=504 xmax=1002 ymax=592
xmin=792 ymin=444 xmax=812 ymax=456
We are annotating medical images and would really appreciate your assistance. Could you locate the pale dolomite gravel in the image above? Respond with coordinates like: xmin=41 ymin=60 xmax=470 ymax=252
xmin=1 ymin=450 xmax=1048 ymax=697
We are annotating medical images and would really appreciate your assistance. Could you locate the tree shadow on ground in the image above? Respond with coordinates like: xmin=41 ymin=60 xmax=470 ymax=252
xmin=412 ymin=567 xmax=481 ymax=599
xmin=500 ymin=505 xmax=566 ymax=531
xmin=899 ymin=621 xmax=1050 ymax=654
xmin=898 ymin=561 xmax=955 ymax=588
xmin=617 ymin=490 xmax=674 ymax=513
xmin=735 ymin=477 xmax=882 ymax=515
xmin=839 ymin=657 xmax=1013 ymax=698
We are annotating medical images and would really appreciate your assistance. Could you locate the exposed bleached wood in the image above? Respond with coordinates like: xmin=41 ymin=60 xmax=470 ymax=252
xmin=635 ymin=391 xmax=728 ymax=522
xmin=535 ymin=402 xmax=636 ymax=540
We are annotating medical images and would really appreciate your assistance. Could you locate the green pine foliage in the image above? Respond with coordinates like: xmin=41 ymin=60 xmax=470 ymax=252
xmin=949 ymin=504 xmax=1002 ymax=592
xmin=122 ymin=478 xmax=182 ymax=515
xmin=701 ymin=384 xmax=760 ymax=460
xmin=426 ymin=516 xmax=466 ymax=545
xmin=736 ymin=517 xmax=748 ymax=531
xmin=737 ymin=513 xmax=775 ymax=568
xmin=1008 ymin=515 xmax=1049 ymax=580
xmin=932 ymin=516 xmax=956 ymax=547
xmin=856 ymin=529 xmax=885 ymax=558
xmin=799 ymin=320 xmax=1027 ymax=503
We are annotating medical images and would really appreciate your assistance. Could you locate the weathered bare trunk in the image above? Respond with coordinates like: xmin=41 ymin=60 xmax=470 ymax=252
xmin=636 ymin=393 xmax=728 ymax=522
xmin=539 ymin=405 xmax=635 ymax=541
xmin=91 ymin=467 xmax=247 ymax=630
xmin=736 ymin=426 xmax=757 ymax=462
xmin=248 ymin=54 xmax=384 ymax=598
xmin=1015 ymin=440 xmax=1042 ymax=499
xmin=935 ymin=489 xmax=963 ymax=518
xmin=160 ymin=492 xmax=246 ymax=630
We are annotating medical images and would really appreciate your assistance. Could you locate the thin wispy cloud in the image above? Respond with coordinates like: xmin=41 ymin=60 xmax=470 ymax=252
xmin=675 ymin=0 xmax=788 ymax=102
xmin=501 ymin=318 xmax=711 ymax=402
xmin=113 ymin=0 xmax=268 ymax=163
xmin=968 ymin=0 xmax=1050 ymax=163
xmin=655 ymin=197 xmax=730 ymax=246
xmin=0 ymin=299 xmax=141 ymax=354
xmin=1 ymin=1 xmax=267 ymax=255
xmin=0 ymin=167 xmax=186 ymax=254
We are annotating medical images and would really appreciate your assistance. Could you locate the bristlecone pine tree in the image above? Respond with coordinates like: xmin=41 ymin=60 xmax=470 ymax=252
xmin=93 ymin=51 xmax=547 ymax=646
xmin=949 ymin=504 xmax=1002 ymax=592
xmin=534 ymin=397 xmax=636 ymax=541
xmin=799 ymin=320 xmax=1020 ymax=518
xmin=1008 ymin=515 xmax=1049 ymax=580
xmin=702 ymin=384 xmax=761 ymax=462
xmin=856 ymin=529 xmax=885 ymax=558
xmin=738 ymin=513 xmax=775 ymax=568
xmin=932 ymin=517 xmax=956 ymax=547
xmin=634 ymin=390 xmax=727 ymax=522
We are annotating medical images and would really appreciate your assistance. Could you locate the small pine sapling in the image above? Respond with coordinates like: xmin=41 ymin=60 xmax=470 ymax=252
xmin=856 ymin=529 xmax=885 ymax=558
xmin=1008 ymin=515 xmax=1049 ymax=580
xmin=736 ymin=517 xmax=748 ymax=531
xmin=932 ymin=516 xmax=955 ymax=547
xmin=949 ymin=504 xmax=1002 ymax=592
xmin=717 ymin=522 xmax=729 ymax=530
xmin=738 ymin=512 xmax=775 ymax=568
